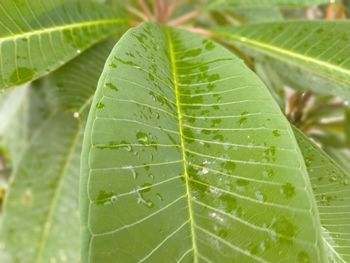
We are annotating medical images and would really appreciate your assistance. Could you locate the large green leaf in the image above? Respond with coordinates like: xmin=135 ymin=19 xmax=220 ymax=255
xmin=0 ymin=0 xmax=127 ymax=90
xmin=0 ymin=112 xmax=82 ymax=263
xmin=81 ymin=22 xmax=326 ymax=262
xmin=295 ymin=128 xmax=350 ymax=262
xmin=205 ymin=0 xmax=328 ymax=9
xmin=217 ymin=21 xmax=350 ymax=99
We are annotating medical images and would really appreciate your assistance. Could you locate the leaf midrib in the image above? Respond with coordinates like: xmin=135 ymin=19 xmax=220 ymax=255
xmin=165 ymin=27 xmax=198 ymax=262
xmin=222 ymin=32 xmax=350 ymax=84
xmin=0 ymin=18 xmax=126 ymax=43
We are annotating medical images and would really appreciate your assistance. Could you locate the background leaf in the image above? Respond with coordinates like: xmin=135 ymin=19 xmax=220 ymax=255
xmin=81 ymin=22 xmax=325 ymax=262
xmin=0 ymin=112 xmax=82 ymax=263
xmin=217 ymin=21 xmax=350 ymax=99
xmin=0 ymin=84 xmax=51 ymax=167
xmin=204 ymin=0 xmax=328 ymax=9
xmin=43 ymin=37 xmax=117 ymax=117
xmin=0 ymin=36 xmax=118 ymax=263
xmin=0 ymin=0 xmax=127 ymax=90
xmin=295 ymin=128 xmax=350 ymax=262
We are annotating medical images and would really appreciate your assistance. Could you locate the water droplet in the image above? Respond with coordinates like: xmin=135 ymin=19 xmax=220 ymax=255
xmin=73 ymin=112 xmax=79 ymax=118
xmin=220 ymin=194 xmax=237 ymax=213
xmin=272 ymin=130 xmax=281 ymax=137
xmin=255 ymin=191 xmax=266 ymax=203
xmin=96 ymin=102 xmax=105 ymax=109
xmin=156 ymin=193 xmax=163 ymax=201
xmin=298 ymin=251 xmax=310 ymax=263
xmin=280 ymin=183 xmax=295 ymax=199
xmin=124 ymin=166 xmax=137 ymax=179
xmin=236 ymin=179 xmax=249 ymax=186
xmin=199 ymin=167 xmax=209 ymax=175
xmin=136 ymin=131 xmax=149 ymax=144
xmin=270 ymin=217 xmax=296 ymax=242
xmin=109 ymin=62 xmax=117 ymax=68
xmin=105 ymin=82 xmax=118 ymax=92
xmin=222 ymin=161 xmax=236 ymax=171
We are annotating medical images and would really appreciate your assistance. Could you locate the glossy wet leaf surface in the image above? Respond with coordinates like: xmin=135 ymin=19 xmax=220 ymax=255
xmin=295 ymin=128 xmax=350 ymax=263
xmin=0 ymin=0 xmax=127 ymax=90
xmin=81 ymin=22 xmax=325 ymax=262
xmin=217 ymin=21 xmax=350 ymax=99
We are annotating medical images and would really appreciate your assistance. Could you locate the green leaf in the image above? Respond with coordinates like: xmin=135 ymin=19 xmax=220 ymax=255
xmin=0 ymin=112 xmax=82 ymax=263
xmin=43 ymin=37 xmax=117 ymax=116
xmin=205 ymin=0 xmax=328 ymax=9
xmin=323 ymin=147 xmax=350 ymax=174
xmin=81 ymin=22 xmax=326 ymax=262
xmin=294 ymin=128 xmax=350 ymax=262
xmin=0 ymin=84 xmax=52 ymax=167
xmin=0 ymin=0 xmax=127 ymax=90
xmin=232 ymin=8 xmax=284 ymax=23
xmin=217 ymin=21 xmax=350 ymax=98
xmin=254 ymin=61 xmax=286 ymax=109
xmin=0 ymin=33 xmax=119 ymax=263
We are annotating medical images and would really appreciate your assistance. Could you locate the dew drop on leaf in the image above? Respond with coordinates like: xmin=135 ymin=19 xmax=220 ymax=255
xmin=280 ymin=183 xmax=295 ymax=199
xmin=96 ymin=102 xmax=105 ymax=109
xmin=298 ymin=251 xmax=310 ymax=263
xmin=272 ymin=130 xmax=281 ymax=137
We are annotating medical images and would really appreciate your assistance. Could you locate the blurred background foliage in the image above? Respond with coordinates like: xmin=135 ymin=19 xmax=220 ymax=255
xmin=0 ymin=0 xmax=349 ymax=230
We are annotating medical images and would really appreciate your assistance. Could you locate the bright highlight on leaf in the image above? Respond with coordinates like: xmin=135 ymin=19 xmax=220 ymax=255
xmin=81 ymin=22 xmax=326 ymax=262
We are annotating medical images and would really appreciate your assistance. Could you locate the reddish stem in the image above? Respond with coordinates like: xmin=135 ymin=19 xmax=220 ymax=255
xmin=138 ymin=0 xmax=155 ymax=20
xmin=169 ymin=10 xmax=200 ymax=26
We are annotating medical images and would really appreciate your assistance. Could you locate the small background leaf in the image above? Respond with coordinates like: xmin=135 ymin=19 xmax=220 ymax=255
xmin=217 ymin=21 xmax=350 ymax=99
xmin=295 ymin=128 xmax=350 ymax=262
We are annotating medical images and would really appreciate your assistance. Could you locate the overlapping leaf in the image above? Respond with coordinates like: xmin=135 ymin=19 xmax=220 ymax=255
xmin=0 ymin=0 xmax=127 ymax=90
xmin=295 ymin=128 xmax=350 ymax=262
xmin=81 ymin=22 xmax=326 ymax=262
xmin=43 ymin=37 xmax=117 ymax=116
xmin=0 ymin=38 xmax=118 ymax=262
xmin=0 ymin=112 xmax=82 ymax=263
xmin=217 ymin=21 xmax=350 ymax=99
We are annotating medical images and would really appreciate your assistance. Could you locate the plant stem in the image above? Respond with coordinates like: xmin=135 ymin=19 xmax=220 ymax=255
xmin=169 ymin=10 xmax=200 ymax=26
xmin=127 ymin=5 xmax=149 ymax=21
xmin=138 ymin=0 xmax=155 ymax=20
xmin=177 ymin=25 xmax=212 ymax=37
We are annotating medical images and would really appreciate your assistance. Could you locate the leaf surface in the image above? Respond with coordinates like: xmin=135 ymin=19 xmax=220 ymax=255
xmin=0 ymin=84 xmax=52 ymax=166
xmin=43 ymin=37 xmax=117 ymax=116
xmin=295 ymin=128 xmax=350 ymax=262
xmin=0 ymin=112 xmax=82 ymax=263
xmin=81 ymin=22 xmax=326 ymax=262
xmin=0 ymin=0 xmax=127 ymax=90
xmin=0 ymin=36 xmax=118 ymax=263
xmin=217 ymin=21 xmax=350 ymax=98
